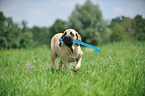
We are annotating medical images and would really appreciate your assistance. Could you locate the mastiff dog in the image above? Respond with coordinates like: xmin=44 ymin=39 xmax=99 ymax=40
xmin=50 ymin=29 xmax=83 ymax=71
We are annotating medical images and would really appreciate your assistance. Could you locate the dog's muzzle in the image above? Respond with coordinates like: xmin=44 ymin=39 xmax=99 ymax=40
xmin=63 ymin=35 xmax=73 ymax=47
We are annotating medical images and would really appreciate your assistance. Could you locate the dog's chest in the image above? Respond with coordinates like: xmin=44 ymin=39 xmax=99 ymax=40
xmin=61 ymin=45 xmax=79 ymax=62
xmin=64 ymin=50 xmax=78 ymax=62
xmin=67 ymin=54 xmax=77 ymax=62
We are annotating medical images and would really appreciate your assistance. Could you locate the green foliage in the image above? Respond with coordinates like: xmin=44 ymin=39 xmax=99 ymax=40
xmin=49 ymin=19 xmax=69 ymax=39
xmin=69 ymin=0 xmax=111 ymax=45
xmin=110 ymin=15 xmax=145 ymax=41
xmin=111 ymin=23 xmax=126 ymax=41
xmin=134 ymin=15 xmax=145 ymax=40
xmin=0 ymin=12 xmax=33 ymax=49
xmin=20 ymin=20 xmax=33 ymax=48
xmin=31 ymin=26 xmax=49 ymax=47
xmin=0 ymin=0 xmax=145 ymax=49
xmin=0 ymin=14 xmax=22 ymax=48
xmin=0 ymin=42 xmax=145 ymax=95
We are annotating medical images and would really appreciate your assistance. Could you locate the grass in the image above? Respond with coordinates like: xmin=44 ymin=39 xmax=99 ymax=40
xmin=0 ymin=41 xmax=145 ymax=96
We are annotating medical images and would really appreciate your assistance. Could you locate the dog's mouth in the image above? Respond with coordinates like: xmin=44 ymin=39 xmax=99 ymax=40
xmin=63 ymin=35 xmax=73 ymax=47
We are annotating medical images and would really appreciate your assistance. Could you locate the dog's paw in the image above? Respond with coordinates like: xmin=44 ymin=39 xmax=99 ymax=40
xmin=73 ymin=67 xmax=80 ymax=72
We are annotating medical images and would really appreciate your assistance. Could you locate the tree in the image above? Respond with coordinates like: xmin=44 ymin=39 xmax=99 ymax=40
xmin=69 ymin=0 xmax=111 ymax=45
xmin=123 ymin=17 xmax=136 ymax=41
xmin=110 ymin=15 xmax=145 ymax=41
xmin=18 ymin=20 xmax=33 ymax=48
xmin=0 ymin=12 xmax=34 ymax=49
xmin=31 ymin=26 xmax=49 ymax=46
xmin=0 ymin=12 xmax=6 ymax=48
xmin=49 ymin=19 xmax=69 ymax=43
xmin=111 ymin=23 xmax=126 ymax=41
xmin=0 ymin=13 xmax=22 ymax=48
xmin=110 ymin=16 xmax=135 ymax=41
xmin=134 ymin=15 xmax=145 ymax=40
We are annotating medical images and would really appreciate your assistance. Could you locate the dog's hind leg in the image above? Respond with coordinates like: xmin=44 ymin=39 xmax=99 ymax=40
xmin=50 ymin=52 xmax=57 ymax=70
xmin=62 ymin=59 xmax=70 ymax=71
xmin=59 ymin=59 xmax=64 ymax=70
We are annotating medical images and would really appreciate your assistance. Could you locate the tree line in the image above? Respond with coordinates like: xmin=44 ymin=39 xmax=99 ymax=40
xmin=0 ymin=1 xmax=145 ymax=49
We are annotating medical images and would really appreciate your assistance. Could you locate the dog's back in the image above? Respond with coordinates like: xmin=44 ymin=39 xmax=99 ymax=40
xmin=51 ymin=33 xmax=63 ymax=53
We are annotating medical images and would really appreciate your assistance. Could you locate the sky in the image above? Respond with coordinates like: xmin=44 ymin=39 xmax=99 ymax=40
xmin=0 ymin=0 xmax=145 ymax=28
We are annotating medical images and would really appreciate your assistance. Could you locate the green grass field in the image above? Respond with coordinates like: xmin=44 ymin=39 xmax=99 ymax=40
xmin=0 ymin=41 xmax=145 ymax=96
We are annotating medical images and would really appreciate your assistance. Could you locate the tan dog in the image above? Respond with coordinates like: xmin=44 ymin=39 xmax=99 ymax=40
xmin=50 ymin=29 xmax=83 ymax=71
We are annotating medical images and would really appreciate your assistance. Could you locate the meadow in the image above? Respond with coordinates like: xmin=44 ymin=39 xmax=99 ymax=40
xmin=0 ymin=41 xmax=145 ymax=96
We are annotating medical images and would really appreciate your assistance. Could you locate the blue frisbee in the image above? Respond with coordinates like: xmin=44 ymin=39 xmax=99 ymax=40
xmin=59 ymin=38 xmax=100 ymax=52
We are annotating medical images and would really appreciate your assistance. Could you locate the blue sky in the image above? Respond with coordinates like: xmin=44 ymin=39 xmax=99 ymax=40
xmin=0 ymin=0 xmax=145 ymax=27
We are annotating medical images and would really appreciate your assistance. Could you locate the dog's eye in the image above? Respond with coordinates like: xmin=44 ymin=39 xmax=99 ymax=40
xmin=70 ymin=32 xmax=74 ymax=36
xmin=64 ymin=32 xmax=67 ymax=35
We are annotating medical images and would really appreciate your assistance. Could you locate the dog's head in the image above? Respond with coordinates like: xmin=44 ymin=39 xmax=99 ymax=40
xmin=61 ymin=29 xmax=81 ymax=47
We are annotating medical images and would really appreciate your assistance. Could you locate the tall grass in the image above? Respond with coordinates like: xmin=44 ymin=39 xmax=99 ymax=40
xmin=0 ymin=41 xmax=145 ymax=96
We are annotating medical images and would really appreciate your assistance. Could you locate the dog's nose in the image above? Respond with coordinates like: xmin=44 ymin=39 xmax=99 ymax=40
xmin=64 ymin=35 xmax=70 ymax=39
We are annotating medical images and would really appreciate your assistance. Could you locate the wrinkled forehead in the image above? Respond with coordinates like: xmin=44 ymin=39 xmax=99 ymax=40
xmin=64 ymin=29 xmax=76 ymax=34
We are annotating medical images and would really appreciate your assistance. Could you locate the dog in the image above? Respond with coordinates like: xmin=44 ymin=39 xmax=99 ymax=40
xmin=50 ymin=29 xmax=83 ymax=71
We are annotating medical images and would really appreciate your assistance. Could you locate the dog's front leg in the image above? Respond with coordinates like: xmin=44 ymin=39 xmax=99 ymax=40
xmin=73 ymin=56 xmax=82 ymax=71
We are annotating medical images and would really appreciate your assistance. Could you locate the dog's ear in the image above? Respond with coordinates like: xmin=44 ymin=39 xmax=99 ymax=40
xmin=59 ymin=32 xmax=67 ymax=47
xmin=59 ymin=43 xmax=62 ymax=47
xmin=61 ymin=32 xmax=67 ymax=39
xmin=76 ymin=32 xmax=82 ymax=46
xmin=76 ymin=32 xmax=82 ymax=41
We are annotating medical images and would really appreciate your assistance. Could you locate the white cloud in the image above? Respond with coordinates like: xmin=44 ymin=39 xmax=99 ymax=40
xmin=124 ymin=8 xmax=136 ymax=16
xmin=29 ymin=10 xmax=45 ymax=19
xmin=61 ymin=0 xmax=85 ymax=6
xmin=113 ymin=7 xmax=123 ymax=13
xmin=113 ymin=7 xmax=136 ymax=18
xmin=41 ymin=0 xmax=85 ymax=6
xmin=0 ymin=6 xmax=16 ymax=12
